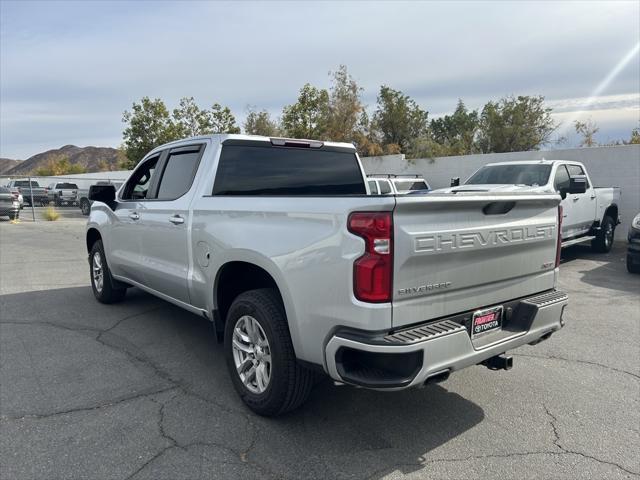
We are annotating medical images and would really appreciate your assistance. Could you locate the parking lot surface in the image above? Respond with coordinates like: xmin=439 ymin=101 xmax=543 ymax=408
xmin=1 ymin=220 xmax=638 ymax=479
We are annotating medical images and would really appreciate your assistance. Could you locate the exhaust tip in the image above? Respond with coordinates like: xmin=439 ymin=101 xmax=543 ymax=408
xmin=424 ymin=369 xmax=450 ymax=385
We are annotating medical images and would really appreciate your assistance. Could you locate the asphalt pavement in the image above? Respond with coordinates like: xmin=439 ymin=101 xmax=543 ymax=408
xmin=1 ymin=219 xmax=638 ymax=479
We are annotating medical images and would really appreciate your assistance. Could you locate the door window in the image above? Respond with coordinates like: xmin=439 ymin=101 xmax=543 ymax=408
xmin=156 ymin=146 xmax=203 ymax=200
xmin=121 ymin=155 xmax=159 ymax=200
xmin=378 ymin=180 xmax=392 ymax=194
xmin=553 ymin=165 xmax=570 ymax=192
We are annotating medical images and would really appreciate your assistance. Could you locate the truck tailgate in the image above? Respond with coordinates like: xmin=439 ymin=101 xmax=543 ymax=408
xmin=392 ymin=192 xmax=560 ymax=328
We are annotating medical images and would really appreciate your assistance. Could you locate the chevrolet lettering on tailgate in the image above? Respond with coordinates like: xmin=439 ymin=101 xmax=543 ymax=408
xmin=415 ymin=224 xmax=556 ymax=253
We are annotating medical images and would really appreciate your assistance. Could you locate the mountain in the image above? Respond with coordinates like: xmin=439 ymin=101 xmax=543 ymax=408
xmin=0 ymin=158 xmax=22 ymax=174
xmin=5 ymin=145 xmax=123 ymax=175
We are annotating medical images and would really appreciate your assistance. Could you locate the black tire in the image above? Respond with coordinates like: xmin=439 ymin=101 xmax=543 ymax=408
xmin=224 ymin=288 xmax=314 ymax=416
xmin=80 ymin=199 xmax=91 ymax=216
xmin=55 ymin=197 xmax=62 ymax=207
xmin=592 ymin=216 xmax=615 ymax=253
xmin=627 ymin=254 xmax=640 ymax=274
xmin=89 ymin=240 xmax=126 ymax=304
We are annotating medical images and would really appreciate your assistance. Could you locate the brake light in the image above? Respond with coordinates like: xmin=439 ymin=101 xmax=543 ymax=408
xmin=348 ymin=212 xmax=393 ymax=303
xmin=555 ymin=205 xmax=563 ymax=267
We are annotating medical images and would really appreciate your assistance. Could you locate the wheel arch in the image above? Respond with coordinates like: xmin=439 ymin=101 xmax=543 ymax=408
xmin=604 ymin=204 xmax=619 ymax=224
xmin=86 ymin=228 xmax=102 ymax=254
xmin=213 ymin=260 xmax=299 ymax=354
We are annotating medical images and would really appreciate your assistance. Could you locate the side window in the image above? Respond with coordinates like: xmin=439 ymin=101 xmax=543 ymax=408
xmin=121 ymin=155 xmax=159 ymax=200
xmin=567 ymin=164 xmax=589 ymax=188
xmin=379 ymin=180 xmax=392 ymax=194
xmin=554 ymin=165 xmax=570 ymax=192
xmin=156 ymin=146 xmax=203 ymax=200
xmin=367 ymin=180 xmax=379 ymax=195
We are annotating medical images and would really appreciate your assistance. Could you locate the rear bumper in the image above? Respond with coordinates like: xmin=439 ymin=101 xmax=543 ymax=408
xmin=324 ymin=290 xmax=568 ymax=390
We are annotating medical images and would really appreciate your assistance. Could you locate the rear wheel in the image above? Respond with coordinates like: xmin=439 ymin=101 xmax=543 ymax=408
xmin=80 ymin=199 xmax=91 ymax=215
xmin=627 ymin=254 xmax=640 ymax=274
xmin=224 ymin=289 xmax=314 ymax=416
xmin=592 ymin=216 xmax=615 ymax=253
xmin=90 ymin=240 xmax=126 ymax=303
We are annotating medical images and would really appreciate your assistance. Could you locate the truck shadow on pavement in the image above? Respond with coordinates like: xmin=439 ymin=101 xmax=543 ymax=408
xmin=561 ymin=243 xmax=638 ymax=295
xmin=0 ymin=286 xmax=484 ymax=479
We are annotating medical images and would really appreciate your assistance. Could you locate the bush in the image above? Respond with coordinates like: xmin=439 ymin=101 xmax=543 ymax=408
xmin=43 ymin=206 xmax=60 ymax=221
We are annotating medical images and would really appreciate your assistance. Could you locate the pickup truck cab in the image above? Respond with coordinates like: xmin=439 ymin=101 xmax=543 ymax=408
xmin=87 ymin=135 xmax=567 ymax=416
xmin=451 ymin=160 xmax=621 ymax=252
xmin=367 ymin=175 xmax=430 ymax=195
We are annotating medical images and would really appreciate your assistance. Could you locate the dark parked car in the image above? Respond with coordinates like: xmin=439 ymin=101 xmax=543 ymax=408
xmin=627 ymin=213 xmax=640 ymax=274
xmin=0 ymin=187 xmax=20 ymax=220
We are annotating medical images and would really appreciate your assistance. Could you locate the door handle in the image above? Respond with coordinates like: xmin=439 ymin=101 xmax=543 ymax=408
xmin=572 ymin=197 xmax=579 ymax=201
xmin=129 ymin=212 xmax=140 ymax=220
xmin=169 ymin=215 xmax=184 ymax=225
xmin=590 ymin=195 xmax=596 ymax=199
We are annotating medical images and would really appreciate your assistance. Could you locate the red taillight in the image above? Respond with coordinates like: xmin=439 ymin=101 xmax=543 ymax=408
xmin=555 ymin=205 xmax=563 ymax=267
xmin=348 ymin=212 xmax=393 ymax=303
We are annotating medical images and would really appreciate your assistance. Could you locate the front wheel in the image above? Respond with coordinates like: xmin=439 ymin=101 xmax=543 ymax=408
xmin=224 ymin=289 xmax=315 ymax=416
xmin=592 ymin=216 xmax=615 ymax=253
xmin=89 ymin=240 xmax=126 ymax=303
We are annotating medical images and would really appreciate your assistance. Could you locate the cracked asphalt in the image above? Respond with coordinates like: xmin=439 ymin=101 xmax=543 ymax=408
xmin=1 ymin=220 xmax=638 ymax=479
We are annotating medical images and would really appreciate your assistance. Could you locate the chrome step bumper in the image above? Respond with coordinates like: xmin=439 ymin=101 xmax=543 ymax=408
xmin=324 ymin=290 xmax=568 ymax=390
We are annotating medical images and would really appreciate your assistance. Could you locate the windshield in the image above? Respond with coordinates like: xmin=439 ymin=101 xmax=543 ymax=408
xmin=393 ymin=180 xmax=428 ymax=193
xmin=466 ymin=164 xmax=551 ymax=186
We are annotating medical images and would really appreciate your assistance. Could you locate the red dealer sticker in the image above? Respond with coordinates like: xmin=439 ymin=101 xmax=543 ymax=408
xmin=471 ymin=306 xmax=503 ymax=338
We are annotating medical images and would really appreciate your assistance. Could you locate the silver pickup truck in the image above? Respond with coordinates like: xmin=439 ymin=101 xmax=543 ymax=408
xmin=86 ymin=134 xmax=568 ymax=416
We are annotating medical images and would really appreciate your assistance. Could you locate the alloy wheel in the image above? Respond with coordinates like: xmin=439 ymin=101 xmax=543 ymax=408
xmin=232 ymin=315 xmax=272 ymax=394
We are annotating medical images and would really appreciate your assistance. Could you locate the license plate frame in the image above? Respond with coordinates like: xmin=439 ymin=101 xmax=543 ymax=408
xmin=471 ymin=305 xmax=503 ymax=338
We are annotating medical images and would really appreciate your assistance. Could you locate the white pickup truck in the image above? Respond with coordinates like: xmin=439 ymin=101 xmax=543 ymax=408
xmin=450 ymin=160 xmax=621 ymax=252
xmin=86 ymin=135 xmax=567 ymax=416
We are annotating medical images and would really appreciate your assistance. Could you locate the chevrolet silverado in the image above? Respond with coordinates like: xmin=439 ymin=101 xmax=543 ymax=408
xmin=86 ymin=135 xmax=568 ymax=416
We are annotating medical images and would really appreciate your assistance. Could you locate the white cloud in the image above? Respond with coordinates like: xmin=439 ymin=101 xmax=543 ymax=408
xmin=1 ymin=0 xmax=639 ymax=158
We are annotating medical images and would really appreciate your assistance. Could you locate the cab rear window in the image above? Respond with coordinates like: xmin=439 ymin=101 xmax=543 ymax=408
xmin=213 ymin=144 xmax=365 ymax=196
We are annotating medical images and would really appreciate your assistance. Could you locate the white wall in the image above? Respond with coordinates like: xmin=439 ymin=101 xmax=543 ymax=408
xmin=362 ymin=145 xmax=640 ymax=231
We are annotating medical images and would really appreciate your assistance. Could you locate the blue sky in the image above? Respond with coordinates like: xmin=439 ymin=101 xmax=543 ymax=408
xmin=1 ymin=0 xmax=639 ymax=159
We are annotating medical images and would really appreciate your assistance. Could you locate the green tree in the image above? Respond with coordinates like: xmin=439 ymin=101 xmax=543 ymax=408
xmin=122 ymin=97 xmax=179 ymax=168
xmin=628 ymin=126 xmax=640 ymax=145
xmin=574 ymin=118 xmax=599 ymax=147
xmin=429 ymin=99 xmax=479 ymax=156
xmin=371 ymin=86 xmax=429 ymax=155
xmin=204 ymin=103 xmax=241 ymax=134
xmin=281 ymin=83 xmax=330 ymax=139
xmin=325 ymin=65 xmax=364 ymax=142
xmin=173 ymin=97 xmax=211 ymax=137
xmin=244 ymin=107 xmax=280 ymax=136
xmin=476 ymin=95 xmax=556 ymax=153
xmin=34 ymin=155 xmax=86 ymax=176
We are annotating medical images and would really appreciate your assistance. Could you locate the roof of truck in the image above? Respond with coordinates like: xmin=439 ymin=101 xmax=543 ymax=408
xmin=483 ymin=159 xmax=583 ymax=167
xmin=155 ymin=134 xmax=357 ymax=151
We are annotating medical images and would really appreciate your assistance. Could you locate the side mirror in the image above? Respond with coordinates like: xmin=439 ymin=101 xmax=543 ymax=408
xmin=450 ymin=177 xmax=460 ymax=187
xmin=89 ymin=184 xmax=116 ymax=209
xmin=568 ymin=175 xmax=587 ymax=194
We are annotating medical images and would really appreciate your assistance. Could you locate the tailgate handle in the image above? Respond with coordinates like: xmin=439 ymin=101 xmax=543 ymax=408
xmin=483 ymin=201 xmax=515 ymax=215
